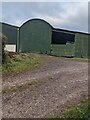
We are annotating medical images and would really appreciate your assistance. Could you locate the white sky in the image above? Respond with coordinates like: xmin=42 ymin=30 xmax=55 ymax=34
xmin=0 ymin=0 xmax=89 ymax=33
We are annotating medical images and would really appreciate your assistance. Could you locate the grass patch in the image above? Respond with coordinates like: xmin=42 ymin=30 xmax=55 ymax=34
xmin=3 ymin=79 xmax=46 ymax=94
xmin=48 ymin=98 xmax=89 ymax=119
xmin=51 ymin=55 xmax=89 ymax=62
xmin=3 ymin=74 xmax=55 ymax=94
xmin=49 ymin=53 xmax=89 ymax=62
xmin=2 ymin=53 xmax=42 ymax=76
xmin=2 ymin=52 xmax=89 ymax=77
xmin=65 ymin=57 xmax=89 ymax=62
xmin=59 ymin=98 xmax=89 ymax=119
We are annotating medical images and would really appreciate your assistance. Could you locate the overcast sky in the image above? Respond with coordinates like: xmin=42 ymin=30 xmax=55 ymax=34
xmin=1 ymin=1 xmax=89 ymax=33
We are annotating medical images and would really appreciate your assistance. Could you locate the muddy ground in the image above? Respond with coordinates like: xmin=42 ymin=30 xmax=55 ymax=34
xmin=2 ymin=55 xmax=88 ymax=118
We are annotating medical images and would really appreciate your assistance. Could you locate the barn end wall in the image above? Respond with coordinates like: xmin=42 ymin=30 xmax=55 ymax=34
xmin=19 ymin=19 xmax=52 ymax=53
xmin=0 ymin=22 xmax=18 ymax=45
xmin=75 ymin=33 xmax=88 ymax=58
xmin=0 ymin=22 xmax=19 ymax=52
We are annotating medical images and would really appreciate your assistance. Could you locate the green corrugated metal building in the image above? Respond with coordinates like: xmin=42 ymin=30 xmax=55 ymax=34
xmin=0 ymin=18 xmax=89 ymax=58
xmin=0 ymin=22 xmax=19 ymax=51
xmin=51 ymin=28 xmax=88 ymax=58
xmin=19 ymin=19 xmax=52 ymax=54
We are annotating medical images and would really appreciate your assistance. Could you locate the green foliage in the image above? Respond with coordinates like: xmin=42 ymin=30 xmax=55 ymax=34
xmin=2 ymin=53 xmax=42 ymax=76
xmin=0 ymin=32 xmax=8 ymax=64
xmin=59 ymin=98 xmax=90 ymax=119
xmin=3 ymin=79 xmax=45 ymax=94
xmin=47 ymin=98 xmax=89 ymax=119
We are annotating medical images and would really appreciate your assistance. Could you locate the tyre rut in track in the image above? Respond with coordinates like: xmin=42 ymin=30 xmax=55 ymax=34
xmin=2 ymin=57 xmax=88 ymax=118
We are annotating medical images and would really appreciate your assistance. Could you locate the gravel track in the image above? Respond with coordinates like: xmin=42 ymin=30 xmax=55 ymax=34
xmin=2 ymin=56 xmax=88 ymax=118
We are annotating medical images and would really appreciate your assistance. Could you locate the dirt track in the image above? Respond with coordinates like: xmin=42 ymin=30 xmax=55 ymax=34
xmin=2 ymin=56 xmax=88 ymax=118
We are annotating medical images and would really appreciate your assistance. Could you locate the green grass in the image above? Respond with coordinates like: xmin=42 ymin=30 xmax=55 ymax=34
xmin=64 ymin=57 xmax=89 ymax=62
xmin=3 ymin=79 xmax=46 ymax=94
xmin=48 ymin=98 xmax=89 ymax=119
xmin=3 ymin=74 xmax=55 ymax=94
xmin=2 ymin=52 xmax=89 ymax=76
xmin=2 ymin=53 xmax=42 ymax=76
xmin=50 ymin=54 xmax=89 ymax=62
xmin=59 ymin=98 xmax=89 ymax=119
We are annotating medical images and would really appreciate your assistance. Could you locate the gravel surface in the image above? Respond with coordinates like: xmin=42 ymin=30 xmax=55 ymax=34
xmin=2 ymin=56 xmax=88 ymax=118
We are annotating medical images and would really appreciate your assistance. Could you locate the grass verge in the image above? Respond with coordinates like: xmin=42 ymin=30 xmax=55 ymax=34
xmin=65 ymin=57 xmax=89 ymax=62
xmin=48 ymin=98 xmax=89 ymax=119
xmin=2 ymin=53 xmax=42 ymax=76
xmin=59 ymin=98 xmax=89 ymax=119
xmin=3 ymin=79 xmax=46 ymax=94
xmin=49 ymin=54 xmax=89 ymax=62
xmin=3 ymin=74 xmax=55 ymax=94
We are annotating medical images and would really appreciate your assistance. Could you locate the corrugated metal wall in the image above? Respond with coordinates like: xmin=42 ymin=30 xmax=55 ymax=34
xmin=51 ymin=29 xmax=89 ymax=58
xmin=0 ymin=22 xmax=19 ymax=52
xmin=51 ymin=43 xmax=75 ymax=57
xmin=0 ymin=19 xmax=89 ymax=58
xmin=19 ymin=19 xmax=52 ymax=53
xmin=75 ymin=33 xmax=88 ymax=58
xmin=51 ymin=29 xmax=75 ymax=57
xmin=0 ymin=22 xmax=18 ymax=45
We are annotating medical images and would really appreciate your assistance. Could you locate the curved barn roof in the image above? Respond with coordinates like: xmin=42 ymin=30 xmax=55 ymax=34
xmin=1 ymin=19 xmax=89 ymax=35
xmin=20 ymin=18 xmax=53 ymax=28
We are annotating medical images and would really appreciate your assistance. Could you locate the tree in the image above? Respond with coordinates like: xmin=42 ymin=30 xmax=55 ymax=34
xmin=0 ymin=32 xmax=7 ymax=64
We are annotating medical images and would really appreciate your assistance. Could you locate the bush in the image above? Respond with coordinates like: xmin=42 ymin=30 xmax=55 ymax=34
xmin=0 ymin=32 xmax=7 ymax=64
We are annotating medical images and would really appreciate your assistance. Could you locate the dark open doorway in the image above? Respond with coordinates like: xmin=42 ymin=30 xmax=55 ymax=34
xmin=51 ymin=31 xmax=75 ymax=44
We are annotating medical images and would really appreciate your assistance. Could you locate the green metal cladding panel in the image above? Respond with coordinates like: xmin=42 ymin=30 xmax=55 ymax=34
xmin=19 ymin=19 xmax=52 ymax=53
xmin=75 ymin=33 xmax=88 ymax=58
xmin=51 ymin=29 xmax=75 ymax=57
xmin=0 ymin=23 xmax=18 ymax=45
xmin=51 ymin=30 xmax=88 ymax=58
xmin=51 ymin=43 xmax=75 ymax=57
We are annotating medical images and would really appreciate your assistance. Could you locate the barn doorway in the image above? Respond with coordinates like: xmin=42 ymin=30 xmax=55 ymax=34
xmin=51 ymin=30 xmax=75 ymax=57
